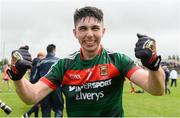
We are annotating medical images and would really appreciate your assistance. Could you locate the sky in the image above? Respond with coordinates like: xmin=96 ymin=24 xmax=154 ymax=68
xmin=0 ymin=0 xmax=180 ymax=61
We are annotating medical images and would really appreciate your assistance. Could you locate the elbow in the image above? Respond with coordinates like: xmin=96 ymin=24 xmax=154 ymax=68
xmin=150 ymin=87 xmax=165 ymax=96
xmin=22 ymin=99 xmax=35 ymax=105
xmin=19 ymin=91 xmax=39 ymax=105
xmin=152 ymin=91 xmax=164 ymax=96
xmin=17 ymin=94 xmax=36 ymax=105
xmin=22 ymin=97 xmax=39 ymax=105
xmin=25 ymin=102 xmax=34 ymax=105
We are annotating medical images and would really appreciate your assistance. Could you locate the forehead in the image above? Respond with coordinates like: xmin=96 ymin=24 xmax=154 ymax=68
xmin=75 ymin=17 xmax=103 ymax=27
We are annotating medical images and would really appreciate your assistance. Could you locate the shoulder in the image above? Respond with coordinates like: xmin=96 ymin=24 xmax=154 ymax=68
xmin=40 ymin=56 xmax=58 ymax=64
xmin=64 ymin=50 xmax=80 ymax=60
xmin=103 ymin=48 xmax=118 ymax=57
xmin=32 ymin=58 xmax=41 ymax=66
xmin=53 ymin=50 xmax=80 ymax=69
xmin=104 ymin=48 xmax=116 ymax=55
xmin=103 ymin=48 xmax=131 ymax=60
xmin=50 ymin=50 xmax=80 ymax=66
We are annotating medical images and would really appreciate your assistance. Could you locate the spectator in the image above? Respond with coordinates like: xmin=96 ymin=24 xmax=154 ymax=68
xmin=0 ymin=64 xmax=11 ymax=92
xmin=170 ymin=69 xmax=178 ymax=87
xmin=162 ymin=66 xmax=171 ymax=94
xmin=130 ymin=81 xmax=135 ymax=93
xmin=35 ymin=44 xmax=64 ymax=117
xmin=23 ymin=51 xmax=45 ymax=117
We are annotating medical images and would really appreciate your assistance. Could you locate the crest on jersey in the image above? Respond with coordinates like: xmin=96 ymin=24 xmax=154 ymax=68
xmin=100 ymin=65 xmax=108 ymax=76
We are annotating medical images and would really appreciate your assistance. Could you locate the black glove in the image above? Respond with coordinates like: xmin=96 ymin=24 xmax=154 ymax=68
xmin=135 ymin=33 xmax=161 ymax=71
xmin=7 ymin=45 xmax=32 ymax=81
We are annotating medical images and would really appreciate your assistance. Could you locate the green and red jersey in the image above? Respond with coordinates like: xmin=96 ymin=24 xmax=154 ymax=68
xmin=40 ymin=47 xmax=138 ymax=117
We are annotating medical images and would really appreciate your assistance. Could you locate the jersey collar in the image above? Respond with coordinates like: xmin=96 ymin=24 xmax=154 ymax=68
xmin=80 ymin=45 xmax=103 ymax=60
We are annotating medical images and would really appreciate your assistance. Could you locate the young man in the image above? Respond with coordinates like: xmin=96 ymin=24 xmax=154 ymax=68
xmin=7 ymin=6 xmax=165 ymax=117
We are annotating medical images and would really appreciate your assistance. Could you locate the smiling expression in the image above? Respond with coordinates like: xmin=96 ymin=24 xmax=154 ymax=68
xmin=73 ymin=17 xmax=105 ymax=59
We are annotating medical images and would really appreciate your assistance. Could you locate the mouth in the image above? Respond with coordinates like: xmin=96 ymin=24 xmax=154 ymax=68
xmin=85 ymin=41 xmax=95 ymax=47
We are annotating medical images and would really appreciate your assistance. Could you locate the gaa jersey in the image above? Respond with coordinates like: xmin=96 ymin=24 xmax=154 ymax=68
xmin=40 ymin=47 xmax=138 ymax=117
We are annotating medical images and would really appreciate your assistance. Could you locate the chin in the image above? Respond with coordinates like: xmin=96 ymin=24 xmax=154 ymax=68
xmin=86 ymin=46 xmax=98 ymax=51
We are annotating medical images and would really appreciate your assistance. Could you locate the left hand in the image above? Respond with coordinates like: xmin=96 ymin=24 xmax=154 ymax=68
xmin=135 ymin=33 xmax=161 ymax=71
xmin=7 ymin=45 xmax=32 ymax=81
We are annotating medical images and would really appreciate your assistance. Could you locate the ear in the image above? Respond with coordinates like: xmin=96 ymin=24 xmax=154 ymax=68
xmin=102 ymin=28 xmax=106 ymax=37
xmin=73 ymin=29 xmax=77 ymax=38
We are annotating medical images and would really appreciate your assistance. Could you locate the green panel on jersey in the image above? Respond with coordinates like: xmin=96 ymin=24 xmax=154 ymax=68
xmin=44 ymin=48 xmax=136 ymax=117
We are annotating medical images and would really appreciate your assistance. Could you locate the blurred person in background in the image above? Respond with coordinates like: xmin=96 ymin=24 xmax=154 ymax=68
xmin=170 ymin=69 xmax=178 ymax=87
xmin=130 ymin=81 xmax=135 ymax=93
xmin=22 ymin=51 xmax=45 ymax=118
xmin=0 ymin=64 xmax=11 ymax=92
xmin=23 ymin=44 xmax=64 ymax=118
xmin=162 ymin=65 xmax=170 ymax=94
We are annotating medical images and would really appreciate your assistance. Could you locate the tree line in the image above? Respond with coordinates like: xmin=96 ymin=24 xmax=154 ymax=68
xmin=168 ymin=55 xmax=179 ymax=61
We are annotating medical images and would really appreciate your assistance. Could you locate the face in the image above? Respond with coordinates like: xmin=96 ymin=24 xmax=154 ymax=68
xmin=38 ymin=55 xmax=45 ymax=60
xmin=73 ymin=17 xmax=105 ymax=55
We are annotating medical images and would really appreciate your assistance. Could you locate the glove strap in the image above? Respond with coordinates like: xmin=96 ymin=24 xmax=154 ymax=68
xmin=6 ymin=66 xmax=24 ymax=81
xmin=142 ymin=55 xmax=161 ymax=71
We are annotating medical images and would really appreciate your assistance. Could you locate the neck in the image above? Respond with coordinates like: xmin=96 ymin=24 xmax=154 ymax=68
xmin=47 ymin=52 xmax=55 ymax=57
xmin=81 ymin=45 xmax=101 ymax=60
xmin=82 ymin=51 xmax=97 ymax=60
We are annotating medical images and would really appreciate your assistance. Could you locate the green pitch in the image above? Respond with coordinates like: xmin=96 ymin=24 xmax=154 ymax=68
xmin=0 ymin=73 xmax=180 ymax=117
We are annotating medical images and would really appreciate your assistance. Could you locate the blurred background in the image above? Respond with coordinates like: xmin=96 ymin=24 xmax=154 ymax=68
xmin=0 ymin=0 xmax=180 ymax=117
xmin=0 ymin=0 xmax=179 ymax=60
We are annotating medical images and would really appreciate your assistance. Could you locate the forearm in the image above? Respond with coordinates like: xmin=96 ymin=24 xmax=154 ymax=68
xmin=13 ymin=78 xmax=39 ymax=104
xmin=147 ymin=67 xmax=165 ymax=95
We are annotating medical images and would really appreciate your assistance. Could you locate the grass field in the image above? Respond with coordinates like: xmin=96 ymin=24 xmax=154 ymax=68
xmin=0 ymin=74 xmax=180 ymax=117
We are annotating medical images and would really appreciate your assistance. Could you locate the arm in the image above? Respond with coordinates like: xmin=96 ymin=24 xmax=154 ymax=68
xmin=7 ymin=46 xmax=53 ymax=104
xmin=133 ymin=33 xmax=165 ymax=95
xmin=13 ymin=78 xmax=53 ymax=104
xmin=130 ymin=67 xmax=165 ymax=95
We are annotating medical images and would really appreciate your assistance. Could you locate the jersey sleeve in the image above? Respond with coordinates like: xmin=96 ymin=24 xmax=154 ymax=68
xmin=116 ymin=53 xmax=139 ymax=79
xmin=40 ymin=59 xmax=65 ymax=89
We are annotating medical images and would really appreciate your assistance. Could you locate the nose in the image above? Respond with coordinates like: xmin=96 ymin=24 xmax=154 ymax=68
xmin=86 ymin=29 xmax=93 ymax=38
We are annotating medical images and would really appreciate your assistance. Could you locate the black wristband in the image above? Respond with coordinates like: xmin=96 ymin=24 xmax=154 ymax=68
xmin=141 ymin=55 xmax=161 ymax=71
xmin=6 ymin=67 xmax=24 ymax=81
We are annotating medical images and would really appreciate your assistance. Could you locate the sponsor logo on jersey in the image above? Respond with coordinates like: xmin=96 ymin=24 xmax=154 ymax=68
xmin=69 ymin=86 xmax=76 ymax=91
xmin=69 ymin=74 xmax=81 ymax=80
xmin=69 ymin=79 xmax=112 ymax=101
xmin=100 ymin=65 xmax=108 ymax=76
xmin=76 ymin=91 xmax=104 ymax=101
xmin=69 ymin=79 xmax=112 ymax=92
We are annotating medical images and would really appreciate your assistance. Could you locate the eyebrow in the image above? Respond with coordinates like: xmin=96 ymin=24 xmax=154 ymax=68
xmin=75 ymin=17 xmax=103 ymax=27
xmin=77 ymin=24 xmax=101 ymax=29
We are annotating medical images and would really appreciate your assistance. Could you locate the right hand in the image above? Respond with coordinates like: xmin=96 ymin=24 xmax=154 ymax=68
xmin=7 ymin=45 xmax=32 ymax=81
xmin=135 ymin=33 xmax=161 ymax=71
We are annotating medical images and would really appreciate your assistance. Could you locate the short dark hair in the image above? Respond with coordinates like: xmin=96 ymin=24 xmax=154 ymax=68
xmin=46 ymin=44 xmax=56 ymax=53
xmin=73 ymin=6 xmax=104 ymax=26
xmin=19 ymin=45 xmax=29 ymax=50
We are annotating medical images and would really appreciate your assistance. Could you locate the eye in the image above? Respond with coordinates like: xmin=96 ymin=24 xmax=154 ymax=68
xmin=92 ymin=26 xmax=100 ymax=31
xmin=78 ymin=26 xmax=87 ymax=31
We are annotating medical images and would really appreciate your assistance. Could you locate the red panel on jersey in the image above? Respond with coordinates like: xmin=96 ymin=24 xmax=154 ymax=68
xmin=62 ymin=63 xmax=120 ymax=85
xmin=40 ymin=77 xmax=57 ymax=90
xmin=126 ymin=66 xmax=139 ymax=79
